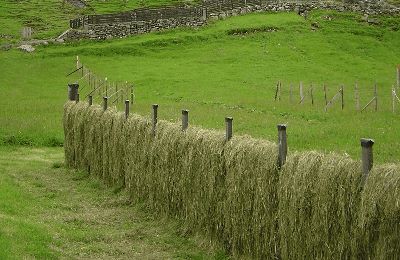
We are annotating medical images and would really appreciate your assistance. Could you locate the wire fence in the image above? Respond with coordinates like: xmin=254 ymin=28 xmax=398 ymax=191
xmin=272 ymin=77 xmax=400 ymax=113
xmin=66 ymin=56 xmax=134 ymax=109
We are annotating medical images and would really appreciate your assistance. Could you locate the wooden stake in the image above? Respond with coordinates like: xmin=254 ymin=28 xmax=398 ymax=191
xmin=310 ymin=85 xmax=314 ymax=105
xmin=392 ymin=87 xmax=395 ymax=113
xmin=361 ymin=138 xmax=374 ymax=178
xmin=103 ymin=96 xmax=108 ymax=111
xmin=274 ymin=81 xmax=279 ymax=101
xmin=68 ymin=83 xmax=79 ymax=101
xmin=277 ymin=124 xmax=287 ymax=169
xmin=125 ymin=100 xmax=130 ymax=120
xmin=374 ymin=83 xmax=378 ymax=112
xmin=88 ymin=95 xmax=93 ymax=106
xmin=130 ymin=84 xmax=134 ymax=104
xmin=152 ymin=104 xmax=158 ymax=137
xmin=225 ymin=117 xmax=233 ymax=141
xmin=105 ymin=77 xmax=108 ymax=97
xmin=341 ymin=85 xmax=344 ymax=110
xmin=182 ymin=109 xmax=189 ymax=131
xmin=323 ymin=84 xmax=327 ymax=106
xmin=355 ymin=83 xmax=360 ymax=111
xmin=299 ymin=82 xmax=304 ymax=104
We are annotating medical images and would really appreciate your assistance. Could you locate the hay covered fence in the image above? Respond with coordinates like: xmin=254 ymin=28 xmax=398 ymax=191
xmin=64 ymin=101 xmax=400 ymax=259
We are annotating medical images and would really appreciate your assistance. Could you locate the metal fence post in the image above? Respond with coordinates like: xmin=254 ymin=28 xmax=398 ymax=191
xmin=277 ymin=124 xmax=287 ymax=169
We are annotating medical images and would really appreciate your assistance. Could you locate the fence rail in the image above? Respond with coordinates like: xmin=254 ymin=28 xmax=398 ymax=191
xmin=66 ymin=56 xmax=134 ymax=108
xmin=273 ymin=77 xmax=400 ymax=113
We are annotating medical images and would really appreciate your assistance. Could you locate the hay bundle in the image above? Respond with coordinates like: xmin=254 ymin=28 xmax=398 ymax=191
xmin=278 ymin=152 xmax=362 ymax=259
xmin=223 ymin=136 xmax=279 ymax=258
xmin=358 ymin=164 xmax=400 ymax=258
xmin=82 ymin=104 xmax=104 ymax=177
xmin=123 ymin=113 xmax=153 ymax=201
xmin=63 ymin=102 xmax=400 ymax=259
xmin=63 ymin=102 xmax=76 ymax=167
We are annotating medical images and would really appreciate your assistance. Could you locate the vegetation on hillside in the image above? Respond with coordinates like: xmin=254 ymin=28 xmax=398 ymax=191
xmin=1 ymin=10 xmax=399 ymax=162
xmin=0 ymin=0 xmax=194 ymax=41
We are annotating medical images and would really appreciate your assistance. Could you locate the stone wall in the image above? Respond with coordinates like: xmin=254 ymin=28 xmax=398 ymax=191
xmin=64 ymin=1 xmax=399 ymax=41
xmin=65 ymin=16 xmax=206 ymax=40
xmin=208 ymin=1 xmax=400 ymax=20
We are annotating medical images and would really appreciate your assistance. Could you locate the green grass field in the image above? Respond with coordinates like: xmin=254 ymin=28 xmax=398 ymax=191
xmin=1 ymin=1 xmax=400 ymax=257
xmin=1 ymin=10 xmax=400 ymax=163
xmin=0 ymin=146 xmax=226 ymax=258
xmin=0 ymin=0 xmax=194 ymax=41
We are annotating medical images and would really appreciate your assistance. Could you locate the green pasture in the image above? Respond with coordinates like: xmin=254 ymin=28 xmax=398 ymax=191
xmin=1 ymin=10 xmax=400 ymax=163
xmin=0 ymin=0 xmax=193 ymax=41
xmin=0 ymin=146 xmax=226 ymax=258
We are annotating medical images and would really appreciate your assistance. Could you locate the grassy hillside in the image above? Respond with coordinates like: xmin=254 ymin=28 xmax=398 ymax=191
xmin=0 ymin=0 xmax=192 ymax=41
xmin=1 ymin=10 xmax=400 ymax=163
xmin=0 ymin=146 xmax=226 ymax=258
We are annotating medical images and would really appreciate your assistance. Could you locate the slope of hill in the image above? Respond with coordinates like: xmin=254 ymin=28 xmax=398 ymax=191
xmin=1 ymin=10 xmax=399 ymax=162
xmin=0 ymin=0 xmax=193 ymax=41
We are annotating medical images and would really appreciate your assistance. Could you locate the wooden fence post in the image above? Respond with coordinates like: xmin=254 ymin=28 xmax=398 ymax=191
xmin=323 ymin=84 xmax=327 ymax=106
xmin=68 ymin=83 xmax=79 ymax=101
xmin=299 ymin=82 xmax=304 ymax=104
xmin=310 ymin=85 xmax=314 ymax=105
xmin=374 ymin=83 xmax=378 ymax=112
xmin=274 ymin=81 xmax=280 ymax=101
xmin=152 ymin=104 xmax=158 ymax=137
xmin=361 ymin=138 xmax=374 ymax=177
xmin=225 ymin=117 xmax=233 ymax=141
xmin=182 ymin=109 xmax=189 ymax=131
xmin=103 ymin=97 xmax=108 ymax=111
xmin=355 ymin=83 xmax=360 ymax=111
xmin=125 ymin=100 xmax=130 ymax=120
xmin=341 ymin=85 xmax=344 ymax=110
xmin=88 ymin=95 xmax=93 ymax=106
xmin=130 ymin=84 xmax=134 ymax=104
xmin=105 ymin=77 xmax=108 ymax=97
xmin=277 ymin=124 xmax=287 ymax=169
xmin=392 ymin=86 xmax=396 ymax=113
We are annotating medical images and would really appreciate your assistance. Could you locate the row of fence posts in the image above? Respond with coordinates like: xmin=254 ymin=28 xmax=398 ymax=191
xmin=68 ymin=82 xmax=375 ymax=182
xmin=275 ymin=65 xmax=400 ymax=112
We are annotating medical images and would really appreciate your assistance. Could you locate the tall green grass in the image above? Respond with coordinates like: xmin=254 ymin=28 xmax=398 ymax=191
xmin=64 ymin=101 xmax=400 ymax=259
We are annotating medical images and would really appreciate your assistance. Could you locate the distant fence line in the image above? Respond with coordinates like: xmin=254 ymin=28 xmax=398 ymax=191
xmin=273 ymin=69 xmax=400 ymax=113
xmin=66 ymin=56 xmax=134 ymax=107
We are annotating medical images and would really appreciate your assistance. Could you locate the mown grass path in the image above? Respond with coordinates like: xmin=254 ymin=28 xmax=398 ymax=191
xmin=0 ymin=147 xmax=225 ymax=259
